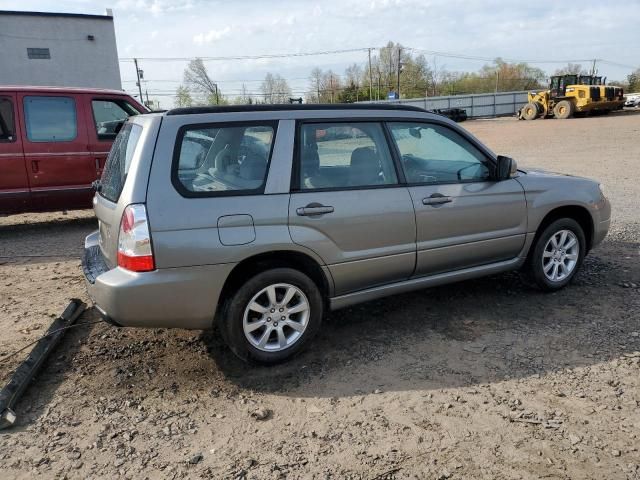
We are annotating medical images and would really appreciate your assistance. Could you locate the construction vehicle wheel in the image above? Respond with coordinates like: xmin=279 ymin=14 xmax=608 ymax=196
xmin=553 ymin=100 xmax=574 ymax=119
xmin=521 ymin=102 xmax=539 ymax=120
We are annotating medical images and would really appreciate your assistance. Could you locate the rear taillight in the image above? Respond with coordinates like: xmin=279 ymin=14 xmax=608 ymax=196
xmin=117 ymin=204 xmax=155 ymax=272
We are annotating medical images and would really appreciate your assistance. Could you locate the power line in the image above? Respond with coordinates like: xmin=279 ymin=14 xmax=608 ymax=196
xmin=120 ymin=44 xmax=635 ymax=69
xmin=119 ymin=47 xmax=371 ymax=62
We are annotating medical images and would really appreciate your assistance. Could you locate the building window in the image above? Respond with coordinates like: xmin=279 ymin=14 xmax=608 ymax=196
xmin=27 ymin=48 xmax=51 ymax=60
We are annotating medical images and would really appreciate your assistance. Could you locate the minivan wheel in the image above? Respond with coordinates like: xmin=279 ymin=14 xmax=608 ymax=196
xmin=525 ymin=218 xmax=586 ymax=291
xmin=222 ymin=268 xmax=323 ymax=364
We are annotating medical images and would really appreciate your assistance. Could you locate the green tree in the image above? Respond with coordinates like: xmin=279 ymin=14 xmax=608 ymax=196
xmin=174 ymin=85 xmax=193 ymax=107
xmin=628 ymin=69 xmax=640 ymax=92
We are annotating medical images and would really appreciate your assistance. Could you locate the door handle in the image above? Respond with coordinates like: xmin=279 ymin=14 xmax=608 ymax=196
xmin=95 ymin=158 xmax=101 ymax=171
xmin=296 ymin=203 xmax=334 ymax=217
xmin=31 ymin=160 xmax=39 ymax=173
xmin=422 ymin=195 xmax=452 ymax=206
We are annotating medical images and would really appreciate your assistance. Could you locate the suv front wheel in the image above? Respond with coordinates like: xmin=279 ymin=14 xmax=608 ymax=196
xmin=525 ymin=218 xmax=586 ymax=291
xmin=222 ymin=268 xmax=323 ymax=364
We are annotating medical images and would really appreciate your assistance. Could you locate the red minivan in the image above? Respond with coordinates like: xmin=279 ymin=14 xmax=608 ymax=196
xmin=0 ymin=86 xmax=147 ymax=215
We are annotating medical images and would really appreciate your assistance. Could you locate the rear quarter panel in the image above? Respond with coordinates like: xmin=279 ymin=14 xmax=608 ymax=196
xmin=145 ymin=114 xmax=326 ymax=270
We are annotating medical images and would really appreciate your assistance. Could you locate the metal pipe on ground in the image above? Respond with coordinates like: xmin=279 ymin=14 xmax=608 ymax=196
xmin=0 ymin=299 xmax=86 ymax=430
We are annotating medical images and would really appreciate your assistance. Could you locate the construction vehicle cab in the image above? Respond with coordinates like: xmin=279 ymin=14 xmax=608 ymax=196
xmin=520 ymin=74 xmax=624 ymax=120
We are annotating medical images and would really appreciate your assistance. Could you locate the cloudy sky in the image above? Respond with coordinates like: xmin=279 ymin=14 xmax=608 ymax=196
xmin=1 ymin=0 xmax=638 ymax=107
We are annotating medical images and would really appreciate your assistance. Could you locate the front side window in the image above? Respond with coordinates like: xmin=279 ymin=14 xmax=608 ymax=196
xmin=298 ymin=122 xmax=397 ymax=190
xmin=174 ymin=123 xmax=275 ymax=195
xmin=23 ymin=96 xmax=77 ymax=142
xmin=92 ymin=100 xmax=141 ymax=140
xmin=388 ymin=122 xmax=491 ymax=184
xmin=0 ymin=97 xmax=15 ymax=141
xmin=100 ymin=123 xmax=143 ymax=202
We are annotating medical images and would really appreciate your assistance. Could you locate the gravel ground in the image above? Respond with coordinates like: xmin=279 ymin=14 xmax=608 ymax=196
xmin=0 ymin=111 xmax=639 ymax=479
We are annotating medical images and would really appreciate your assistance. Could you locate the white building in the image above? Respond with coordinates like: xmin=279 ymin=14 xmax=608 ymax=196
xmin=0 ymin=9 xmax=122 ymax=89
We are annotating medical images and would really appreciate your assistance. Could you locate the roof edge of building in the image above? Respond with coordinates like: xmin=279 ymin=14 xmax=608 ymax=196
xmin=0 ymin=10 xmax=113 ymax=20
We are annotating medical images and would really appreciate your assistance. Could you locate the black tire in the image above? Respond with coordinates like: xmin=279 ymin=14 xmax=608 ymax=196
xmin=553 ymin=100 xmax=574 ymax=119
xmin=221 ymin=268 xmax=323 ymax=364
xmin=523 ymin=218 xmax=586 ymax=291
xmin=521 ymin=102 xmax=539 ymax=120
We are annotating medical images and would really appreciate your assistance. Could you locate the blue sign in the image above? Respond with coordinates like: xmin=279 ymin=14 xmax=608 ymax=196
xmin=387 ymin=91 xmax=399 ymax=100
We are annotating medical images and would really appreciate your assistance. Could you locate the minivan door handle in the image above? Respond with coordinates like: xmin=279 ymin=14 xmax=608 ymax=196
xmin=422 ymin=194 xmax=452 ymax=206
xmin=296 ymin=203 xmax=334 ymax=217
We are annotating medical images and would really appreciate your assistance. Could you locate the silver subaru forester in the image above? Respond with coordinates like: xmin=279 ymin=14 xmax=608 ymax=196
xmin=82 ymin=104 xmax=610 ymax=363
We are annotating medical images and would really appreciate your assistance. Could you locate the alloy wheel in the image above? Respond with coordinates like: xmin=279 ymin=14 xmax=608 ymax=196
xmin=542 ymin=229 xmax=579 ymax=282
xmin=242 ymin=283 xmax=310 ymax=352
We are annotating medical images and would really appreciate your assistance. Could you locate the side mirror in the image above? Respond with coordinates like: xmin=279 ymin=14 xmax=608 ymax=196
xmin=496 ymin=155 xmax=517 ymax=180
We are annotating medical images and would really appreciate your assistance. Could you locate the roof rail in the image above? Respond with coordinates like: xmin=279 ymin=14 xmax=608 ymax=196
xmin=166 ymin=103 xmax=427 ymax=116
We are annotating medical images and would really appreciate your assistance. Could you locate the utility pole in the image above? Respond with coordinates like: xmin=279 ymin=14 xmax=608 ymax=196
xmin=432 ymin=55 xmax=437 ymax=96
xmin=214 ymin=83 xmax=219 ymax=105
xmin=330 ymin=74 xmax=334 ymax=103
xmin=133 ymin=58 xmax=143 ymax=102
xmin=388 ymin=46 xmax=393 ymax=91
xmin=590 ymin=59 xmax=597 ymax=76
xmin=316 ymin=77 xmax=320 ymax=103
xmin=396 ymin=47 xmax=402 ymax=99
xmin=495 ymin=70 xmax=499 ymax=93
xmin=145 ymin=89 xmax=150 ymax=108
xmin=368 ymin=48 xmax=373 ymax=101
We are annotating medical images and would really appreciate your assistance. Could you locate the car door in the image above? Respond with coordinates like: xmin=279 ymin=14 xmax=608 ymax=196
xmin=19 ymin=93 xmax=94 ymax=211
xmin=387 ymin=121 xmax=527 ymax=277
xmin=85 ymin=95 xmax=144 ymax=179
xmin=0 ymin=93 xmax=30 ymax=214
xmin=288 ymin=121 xmax=416 ymax=295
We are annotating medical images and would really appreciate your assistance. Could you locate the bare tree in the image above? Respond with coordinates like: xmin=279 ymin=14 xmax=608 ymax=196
xmin=308 ymin=67 xmax=323 ymax=103
xmin=261 ymin=73 xmax=291 ymax=104
xmin=554 ymin=63 xmax=588 ymax=76
xmin=183 ymin=58 xmax=220 ymax=105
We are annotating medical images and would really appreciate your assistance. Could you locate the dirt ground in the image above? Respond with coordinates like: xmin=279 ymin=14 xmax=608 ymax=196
xmin=1 ymin=111 xmax=639 ymax=480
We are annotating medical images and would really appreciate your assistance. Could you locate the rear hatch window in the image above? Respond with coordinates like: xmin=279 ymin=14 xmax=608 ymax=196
xmin=99 ymin=122 xmax=143 ymax=202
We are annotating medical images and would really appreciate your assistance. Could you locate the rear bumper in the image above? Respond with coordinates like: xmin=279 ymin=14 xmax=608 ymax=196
xmin=82 ymin=232 xmax=235 ymax=330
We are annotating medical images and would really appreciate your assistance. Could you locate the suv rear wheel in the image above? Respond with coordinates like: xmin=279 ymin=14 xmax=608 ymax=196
xmin=221 ymin=268 xmax=323 ymax=364
xmin=525 ymin=218 xmax=586 ymax=291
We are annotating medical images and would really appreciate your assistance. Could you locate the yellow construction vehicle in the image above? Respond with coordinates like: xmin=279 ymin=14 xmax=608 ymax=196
xmin=519 ymin=74 xmax=625 ymax=120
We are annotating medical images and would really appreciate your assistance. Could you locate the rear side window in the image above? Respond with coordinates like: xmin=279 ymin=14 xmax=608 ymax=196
xmin=23 ymin=96 xmax=77 ymax=142
xmin=173 ymin=123 xmax=275 ymax=196
xmin=297 ymin=122 xmax=398 ymax=190
xmin=91 ymin=99 xmax=141 ymax=140
xmin=99 ymin=123 xmax=143 ymax=202
xmin=0 ymin=98 xmax=14 ymax=141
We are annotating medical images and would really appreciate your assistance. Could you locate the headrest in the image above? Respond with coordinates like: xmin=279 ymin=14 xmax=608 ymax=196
xmin=350 ymin=147 xmax=380 ymax=185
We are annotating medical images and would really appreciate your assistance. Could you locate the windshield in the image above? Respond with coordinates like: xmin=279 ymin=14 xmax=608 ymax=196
xmin=99 ymin=122 xmax=143 ymax=202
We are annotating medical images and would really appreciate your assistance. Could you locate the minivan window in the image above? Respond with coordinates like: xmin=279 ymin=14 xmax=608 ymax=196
xmin=388 ymin=122 xmax=491 ymax=184
xmin=23 ymin=96 xmax=77 ymax=142
xmin=0 ymin=98 xmax=14 ymax=141
xmin=174 ymin=123 xmax=275 ymax=195
xmin=298 ymin=122 xmax=397 ymax=190
xmin=91 ymin=100 xmax=141 ymax=140
xmin=99 ymin=123 xmax=143 ymax=202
